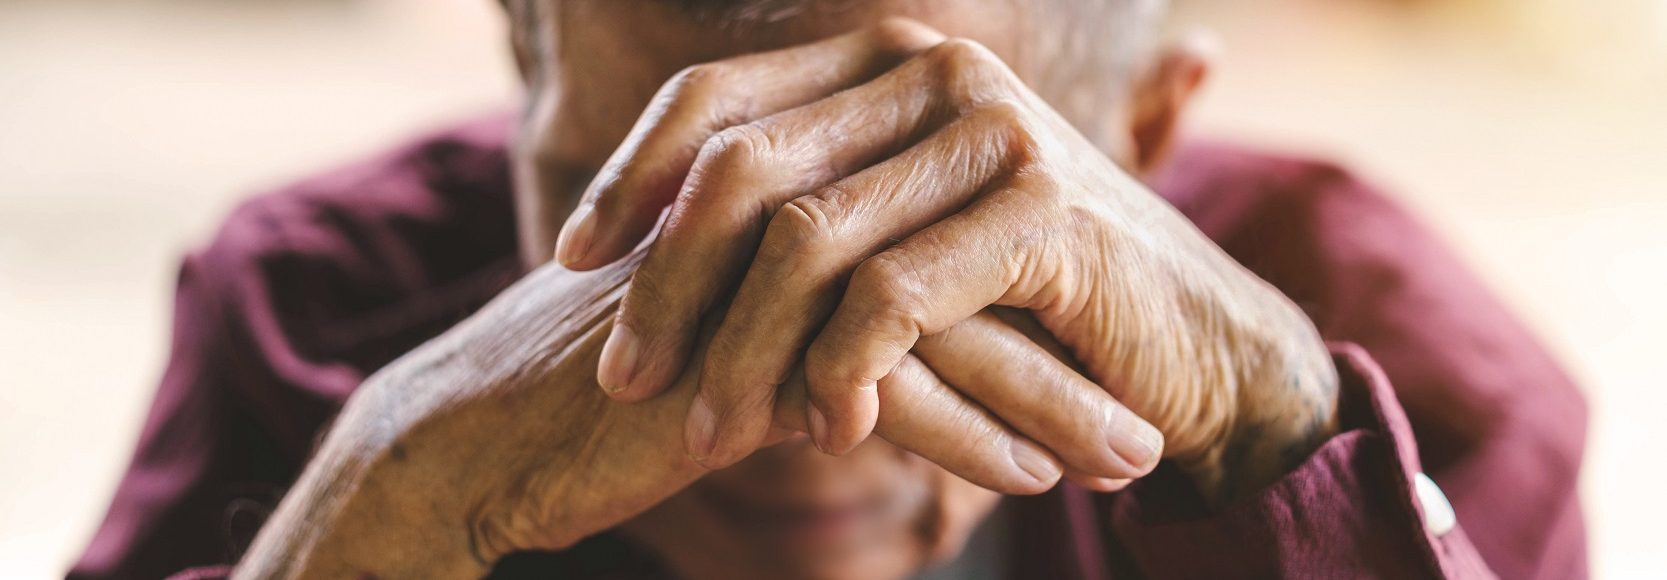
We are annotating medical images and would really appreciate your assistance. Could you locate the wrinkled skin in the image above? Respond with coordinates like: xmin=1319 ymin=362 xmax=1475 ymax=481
xmin=236 ymin=253 xmax=1078 ymax=579
xmin=549 ymin=19 xmax=1337 ymax=499
xmin=234 ymin=3 xmax=1340 ymax=580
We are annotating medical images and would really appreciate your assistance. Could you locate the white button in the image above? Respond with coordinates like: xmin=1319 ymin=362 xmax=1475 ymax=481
xmin=1414 ymin=472 xmax=1456 ymax=537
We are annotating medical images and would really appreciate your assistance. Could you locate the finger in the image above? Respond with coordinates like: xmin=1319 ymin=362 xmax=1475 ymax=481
xmin=913 ymin=311 xmax=1163 ymax=479
xmin=693 ymin=102 xmax=1024 ymax=464
xmin=597 ymin=27 xmax=955 ymax=403
xmin=1066 ymin=472 xmax=1133 ymax=493
xmin=555 ymin=18 xmax=947 ymax=270
xmin=697 ymin=44 xmax=1031 ymax=453
xmin=804 ymin=184 xmax=1060 ymax=453
xmin=770 ymin=356 xmax=1062 ymax=494
xmin=606 ymin=38 xmax=1020 ymax=405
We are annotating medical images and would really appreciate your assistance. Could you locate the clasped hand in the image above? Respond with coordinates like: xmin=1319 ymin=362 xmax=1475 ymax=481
xmin=236 ymin=19 xmax=1341 ymax=577
xmin=550 ymin=19 xmax=1337 ymax=498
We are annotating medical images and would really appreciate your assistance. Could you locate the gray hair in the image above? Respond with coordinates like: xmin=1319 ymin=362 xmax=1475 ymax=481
xmin=671 ymin=0 xmax=1166 ymax=83
xmin=511 ymin=0 xmax=1169 ymax=138
xmin=665 ymin=0 xmax=1169 ymax=143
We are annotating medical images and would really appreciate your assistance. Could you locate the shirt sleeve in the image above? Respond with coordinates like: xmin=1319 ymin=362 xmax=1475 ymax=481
xmin=69 ymin=121 xmax=521 ymax=580
xmin=69 ymin=210 xmax=356 ymax=579
xmin=1116 ymin=148 xmax=1589 ymax=579
xmin=1102 ymin=343 xmax=1496 ymax=579
xmin=67 ymin=254 xmax=272 ymax=579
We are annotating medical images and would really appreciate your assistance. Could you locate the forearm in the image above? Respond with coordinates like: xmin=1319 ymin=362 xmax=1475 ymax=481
xmin=233 ymin=400 xmax=486 ymax=579
xmin=233 ymin=258 xmax=723 ymax=578
xmin=231 ymin=331 xmax=537 ymax=580
xmin=234 ymin=264 xmax=633 ymax=578
xmin=1104 ymin=345 xmax=1498 ymax=578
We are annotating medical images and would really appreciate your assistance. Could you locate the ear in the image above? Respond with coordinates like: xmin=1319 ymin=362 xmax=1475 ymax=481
xmin=1127 ymin=31 xmax=1218 ymax=174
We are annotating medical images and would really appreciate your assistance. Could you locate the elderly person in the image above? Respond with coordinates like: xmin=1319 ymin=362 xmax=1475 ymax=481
xmin=71 ymin=1 xmax=1588 ymax=579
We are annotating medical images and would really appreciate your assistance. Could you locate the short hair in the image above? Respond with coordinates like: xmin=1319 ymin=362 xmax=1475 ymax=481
xmin=662 ymin=0 xmax=1166 ymax=96
xmin=654 ymin=0 xmax=1168 ymax=143
xmin=509 ymin=0 xmax=1167 ymax=131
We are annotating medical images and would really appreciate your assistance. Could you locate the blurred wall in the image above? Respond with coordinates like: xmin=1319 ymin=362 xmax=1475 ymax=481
xmin=1178 ymin=2 xmax=1667 ymax=575
xmin=1 ymin=0 xmax=1662 ymax=577
xmin=0 ymin=1 xmax=518 ymax=576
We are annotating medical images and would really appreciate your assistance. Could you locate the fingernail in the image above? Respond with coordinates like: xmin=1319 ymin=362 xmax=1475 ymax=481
xmin=686 ymin=394 xmax=718 ymax=462
xmin=1010 ymin=439 xmax=1062 ymax=483
xmin=1082 ymin=477 xmax=1132 ymax=493
xmin=808 ymin=404 xmax=830 ymax=454
xmin=556 ymin=204 xmax=596 ymax=266
xmin=597 ymin=324 xmax=640 ymax=396
xmin=1129 ymin=421 xmax=1164 ymax=471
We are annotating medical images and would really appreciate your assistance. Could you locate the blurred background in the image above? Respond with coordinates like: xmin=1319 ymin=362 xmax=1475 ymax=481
xmin=1 ymin=0 xmax=1663 ymax=576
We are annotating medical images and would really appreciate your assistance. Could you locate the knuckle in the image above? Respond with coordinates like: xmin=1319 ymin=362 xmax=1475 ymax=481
xmin=763 ymin=193 xmax=841 ymax=260
xmin=664 ymin=63 xmax=725 ymax=101
xmin=930 ymin=37 xmax=997 ymax=70
xmin=1063 ymin=211 xmax=1106 ymax=259
xmin=1039 ymin=379 xmax=1115 ymax=455
xmin=672 ymin=123 xmax=778 ymax=227
xmin=962 ymin=415 xmax=1007 ymax=451
xmin=922 ymin=38 xmax=1011 ymax=104
xmin=1034 ymin=370 xmax=1080 ymax=419
xmin=972 ymin=99 xmax=1042 ymax=161
xmin=868 ymin=17 xmax=944 ymax=54
xmin=693 ymin=123 xmax=777 ymax=180
xmin=707 ymin=123 xmax=776 ymax=169
xmin=975 ymin=98 xmax=1030 ymax=127
xmin=850 ymin=252 xmax=926 ymax=319
xmin=1013 ymin=172 xmax=1066 ymax=210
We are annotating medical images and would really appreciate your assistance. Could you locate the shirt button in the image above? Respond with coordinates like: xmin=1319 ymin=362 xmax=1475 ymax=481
xmin=1414 ymin=472 xmax=1456 ymax=537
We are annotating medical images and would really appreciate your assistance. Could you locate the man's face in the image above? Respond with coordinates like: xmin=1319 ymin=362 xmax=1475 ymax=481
xmin=622 ymin=434 xmax=1003 ymax=579
xmin=508 ymin=2 xmax=1134 ymax=578
xmin=508 ymin=0 xmax=1142 ymax=265
xmin=517 ymin=0 xmax=1071 ymax=169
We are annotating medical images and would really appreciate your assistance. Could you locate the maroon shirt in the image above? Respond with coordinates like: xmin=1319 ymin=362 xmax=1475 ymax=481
xmin=69 ymin=114 xmax=1588 ymax=579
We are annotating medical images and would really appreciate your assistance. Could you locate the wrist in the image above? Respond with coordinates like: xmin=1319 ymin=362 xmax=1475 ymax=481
xmin=235 ymin=398 xmax=488 ymax=579
xmin=1183 ymin=312 xmax=1340 ymax=506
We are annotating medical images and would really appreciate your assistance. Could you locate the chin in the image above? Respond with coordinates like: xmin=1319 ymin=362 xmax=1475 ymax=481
xmin=629 ymin=441 xmax=994 ymax=580
xmin=766 ymin=543 xmax=931 ymax=580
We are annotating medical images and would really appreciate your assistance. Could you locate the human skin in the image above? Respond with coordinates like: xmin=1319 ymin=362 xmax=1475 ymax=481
xmin=233 ymin=252 xmax=1092 ymax=579
xmin=233 ymin=2 xmax=1340 ymax=579
xmin=542 ymin=12 xmax=1336 ymax=496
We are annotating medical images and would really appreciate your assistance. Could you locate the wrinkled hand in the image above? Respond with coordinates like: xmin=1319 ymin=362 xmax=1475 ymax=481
xmin=237 ymin=253 xmax=1120 ymax=578
xmin=553 ymin=19 xmax=1338 ymax=500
